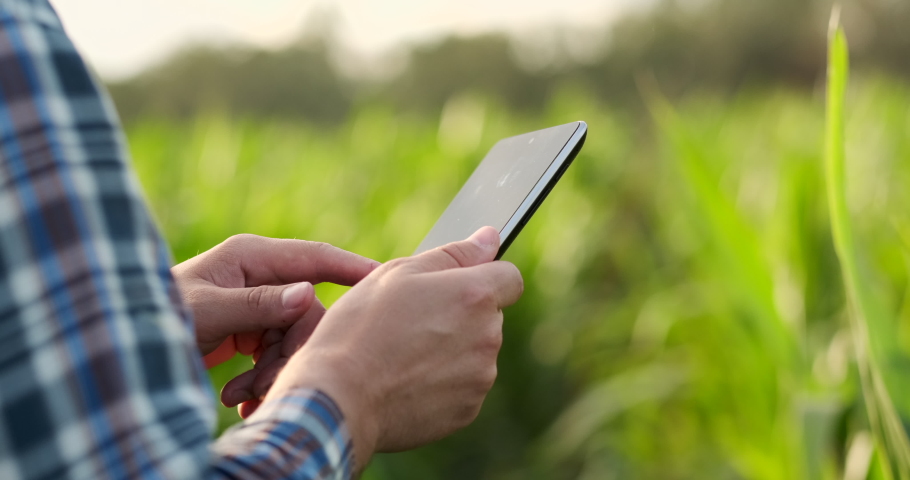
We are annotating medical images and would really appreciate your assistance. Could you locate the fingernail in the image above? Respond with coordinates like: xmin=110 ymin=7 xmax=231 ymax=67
xmin=468 ymin=227 xmax=499 ymax=248
xmin=227 ymin=390 xmax=253 ymax=406
xmin=281 ymin=282 xmax=312 ymax=310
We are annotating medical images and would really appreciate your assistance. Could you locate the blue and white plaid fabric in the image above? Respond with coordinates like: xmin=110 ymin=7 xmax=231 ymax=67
xmin=0 ymin=0 xmax=353 ymax=478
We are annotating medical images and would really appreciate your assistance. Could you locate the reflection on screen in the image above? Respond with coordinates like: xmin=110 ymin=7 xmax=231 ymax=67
xmin=415 ymin=122 xmax=580 ymax=254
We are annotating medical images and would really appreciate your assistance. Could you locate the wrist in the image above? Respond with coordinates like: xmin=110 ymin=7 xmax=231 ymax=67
xmin=265 ymin=350 xmax=379 ymax=472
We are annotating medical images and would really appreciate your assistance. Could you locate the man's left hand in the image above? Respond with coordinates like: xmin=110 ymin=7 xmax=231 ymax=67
xmin=171 ymin=234 xmax=379 ymax=368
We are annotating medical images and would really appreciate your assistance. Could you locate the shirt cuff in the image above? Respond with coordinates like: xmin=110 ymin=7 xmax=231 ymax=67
xmin=211 ymin=389 xmax=355 ymax=480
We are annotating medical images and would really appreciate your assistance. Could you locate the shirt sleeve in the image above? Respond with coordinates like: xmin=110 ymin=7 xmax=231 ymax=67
xmin=0 ymin=1 xmax=353 ymax=478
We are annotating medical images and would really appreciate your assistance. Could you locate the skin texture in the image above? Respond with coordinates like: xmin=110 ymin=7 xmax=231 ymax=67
xmin=264 ymin=226 xmax=524 ymax=471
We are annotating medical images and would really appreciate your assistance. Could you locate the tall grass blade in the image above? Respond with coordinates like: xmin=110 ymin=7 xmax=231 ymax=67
xmin=824 ymin=18 xmax=910 ymax=479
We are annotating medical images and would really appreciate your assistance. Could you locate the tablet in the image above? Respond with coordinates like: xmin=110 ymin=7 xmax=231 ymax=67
xmin=414 ymin=121 xmax=587 ymax=259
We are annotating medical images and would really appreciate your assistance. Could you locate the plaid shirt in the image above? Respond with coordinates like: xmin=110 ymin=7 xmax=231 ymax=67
xmin=0 ymin=1 xmax=354 ymax=478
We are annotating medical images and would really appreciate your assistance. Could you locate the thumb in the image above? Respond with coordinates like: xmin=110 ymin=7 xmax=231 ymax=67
xmin=196 ymin=282 xmax=317 ymax=335
xmin=409 ymin=226 xmax=500 ymax=272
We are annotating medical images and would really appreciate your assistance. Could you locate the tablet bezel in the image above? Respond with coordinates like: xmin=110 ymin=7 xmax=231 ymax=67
xmin=494 ymin=121 xmax=587 ymax=259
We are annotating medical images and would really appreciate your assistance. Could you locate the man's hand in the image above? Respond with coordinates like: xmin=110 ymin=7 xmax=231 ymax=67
xmin=263 ymin=226 xmax=524 ymax=470
xmin=220 ymin=298 xmax=327 ymax=416
xmin=171 ymin=234 xmax=379 ymax=368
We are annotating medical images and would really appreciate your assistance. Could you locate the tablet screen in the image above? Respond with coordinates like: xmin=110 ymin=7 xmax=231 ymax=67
xmin=415 ymin=122 xmax=582 ymax=255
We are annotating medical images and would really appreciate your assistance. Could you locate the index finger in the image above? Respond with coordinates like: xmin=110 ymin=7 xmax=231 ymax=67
xmin=460 ymin=260 xmax=525 ymax=309
xmin=223 ymin=235 xmax=380 ymax=287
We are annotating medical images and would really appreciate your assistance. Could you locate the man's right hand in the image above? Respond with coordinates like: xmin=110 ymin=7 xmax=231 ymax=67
xmin=263 ymin=226 xmax=523 ymax=470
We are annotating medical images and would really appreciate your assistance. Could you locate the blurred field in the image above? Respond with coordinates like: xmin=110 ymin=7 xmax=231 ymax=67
xmin=127 ymin=73 xmax=910 ymax=478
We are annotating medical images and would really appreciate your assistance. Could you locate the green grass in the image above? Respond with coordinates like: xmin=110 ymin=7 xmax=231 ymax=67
xmin=824 ymin=21 xmax=910 ymax=480
xmin=125 ymin=59 xmax=910 ymax=479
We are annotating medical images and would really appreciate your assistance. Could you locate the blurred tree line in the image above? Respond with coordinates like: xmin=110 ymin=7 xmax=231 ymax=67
xmin=107 ymin=0 xmax=910 ymax=124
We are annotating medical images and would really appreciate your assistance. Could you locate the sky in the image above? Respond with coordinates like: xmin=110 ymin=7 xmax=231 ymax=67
xmin=50 ymin=0 xmax=646 ymax=81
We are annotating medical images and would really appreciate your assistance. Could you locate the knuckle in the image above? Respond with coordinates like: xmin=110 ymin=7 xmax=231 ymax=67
xmin=182 ymin=284 xmax=207 ymax=307
xmin=223 ymin=233 xmax=258 ymax=250
xmin=482 ymin=327 xmax=504 ymax=354
xmin=382 ymin=257 xmax=409 ymax=272
xmin=308 ymin=241 xmax=334 ymax=255
xmin=482 ymin=365 xmax=498 ymax=390
xmin=508 ymin=263 xmax=525 ymax=295
xmin=457 ymin=402 xmax=483 ymax=428
xmin=304 ymin=241 xmax=336 ymax=274
xmin=439 ymin=242 xmax=471 ymax=267
xmin=472 ymin=348 xmax=499 ymax=392
xmin=214 ymin=234 xmax=260 ymax=267
xmin=245 ymin=285 xmax=270 ymax=311
xmin=497 ymin=261 xmax=524 ymax=296
xmin=372 ymin=259 xmax=410 ymax=283
xmin=461 ymin=284 xmax=495 ymax=309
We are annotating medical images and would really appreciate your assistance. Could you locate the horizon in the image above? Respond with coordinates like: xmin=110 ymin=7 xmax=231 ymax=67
xmin=50 ymin=0 xmax=652 ymax=81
